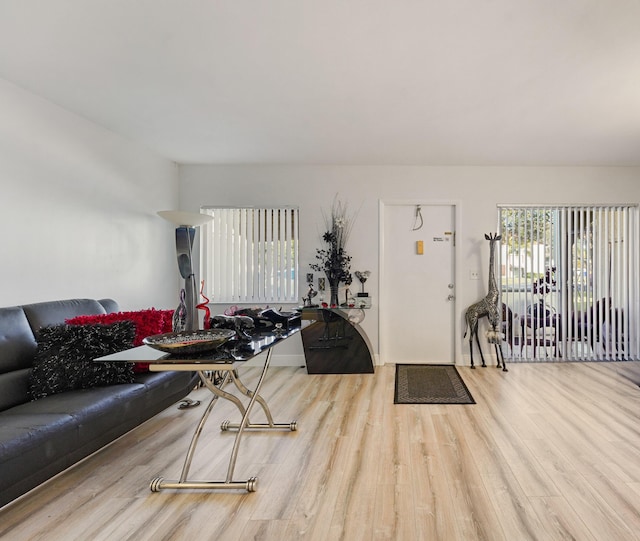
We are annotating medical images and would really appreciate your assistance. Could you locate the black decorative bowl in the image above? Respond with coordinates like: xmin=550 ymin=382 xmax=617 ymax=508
xmin=143 ymin=329 xmax=236 ymax=355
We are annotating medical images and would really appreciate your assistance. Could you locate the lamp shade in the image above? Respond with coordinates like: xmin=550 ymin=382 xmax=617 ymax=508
xmin=157 ymin=210 xmax=213 ymax=227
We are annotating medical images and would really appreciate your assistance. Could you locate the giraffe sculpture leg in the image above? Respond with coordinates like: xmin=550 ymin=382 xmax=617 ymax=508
xmin=487 ymin=323 xmax=508 ymax=372
xmin=494 ymin=344 xmax=508 ymax=371
xmin=465 ymin=319 xmax=487 ymax=369
xmin=468 ymin=332 xmax=475 ymax=369
xmin=465 ymin=315 xmax=476 ymax=368
xmin=498 ymin=344 xmax=508 ymax=371
xmin=474 ymin=329 xmax=487 ymax=367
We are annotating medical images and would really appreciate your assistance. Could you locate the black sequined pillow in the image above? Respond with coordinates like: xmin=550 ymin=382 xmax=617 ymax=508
xmin=29 ymin=321 xmax=136 ymax=400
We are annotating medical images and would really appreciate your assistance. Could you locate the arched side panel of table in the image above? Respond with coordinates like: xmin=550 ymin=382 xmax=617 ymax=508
xmin=300 ymin=308 xmax=375 ymax=374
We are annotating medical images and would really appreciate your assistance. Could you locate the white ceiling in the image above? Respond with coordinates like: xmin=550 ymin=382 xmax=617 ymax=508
xmin=1 ymin=1 xmax=639 ymax=166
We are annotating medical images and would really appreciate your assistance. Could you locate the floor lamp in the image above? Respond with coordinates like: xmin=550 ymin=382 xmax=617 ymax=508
xmin=158 ymin=210 xmax=213 ymax=331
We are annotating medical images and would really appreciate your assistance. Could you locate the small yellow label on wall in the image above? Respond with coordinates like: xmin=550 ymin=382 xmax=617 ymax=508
xmin=416 ymin=240 xmax=424 ymax=255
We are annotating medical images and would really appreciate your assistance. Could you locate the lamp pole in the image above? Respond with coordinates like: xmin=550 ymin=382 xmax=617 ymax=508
xmin=158 ymin=210 xmax=213 ymax=331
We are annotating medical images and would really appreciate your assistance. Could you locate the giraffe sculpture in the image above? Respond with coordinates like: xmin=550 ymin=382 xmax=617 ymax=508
xmin=463 ymin=233 xmax=508 ymax=371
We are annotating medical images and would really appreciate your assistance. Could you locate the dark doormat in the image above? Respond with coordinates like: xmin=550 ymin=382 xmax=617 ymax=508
xmin=394 ymin=364 xmax=475 ymax=404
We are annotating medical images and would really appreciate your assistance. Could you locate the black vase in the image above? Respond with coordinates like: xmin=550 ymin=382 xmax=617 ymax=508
xmin=326 ymin=276 xmax=340 ymax=307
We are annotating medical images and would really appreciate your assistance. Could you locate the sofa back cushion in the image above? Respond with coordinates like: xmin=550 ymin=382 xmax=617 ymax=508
xmin=22 ymin=299 xmax=109 ymax=332
xmin=0 ymin=306 xmax=38 ymax=410
xmin=0 ymin=306 xmax=37 ymax=373
xmin=0 ymin=368 xmax=31 ymax=411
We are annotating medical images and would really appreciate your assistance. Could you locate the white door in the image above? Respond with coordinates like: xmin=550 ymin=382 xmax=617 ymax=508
xmin=381 ymin=202 xmax=456 ymax=364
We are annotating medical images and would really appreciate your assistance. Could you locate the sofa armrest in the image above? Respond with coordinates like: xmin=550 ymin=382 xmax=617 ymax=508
xmin=98 ymin=298 xmax=120 ymax=314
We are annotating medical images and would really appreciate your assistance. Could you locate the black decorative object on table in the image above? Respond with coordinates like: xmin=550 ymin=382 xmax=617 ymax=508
xmin=310 ymin=195 xmax=357 ymax=307
xmin=303 ymin=283 xmax=318 ymax=307
xmin=260 ymin=308 xmax=301 ymax=330
xmin=209 ymin=314 xmax=255 ymax=341
xmin=172 ymin=288 xmax=187 ymax=332
xmin=209 ymin=308 xmax=301 ymax=336
xmin=354 ymin=270 xmax=370 ymax=297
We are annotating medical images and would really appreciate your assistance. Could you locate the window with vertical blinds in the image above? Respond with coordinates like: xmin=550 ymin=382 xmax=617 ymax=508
xmin=200 ymin=207 xmax=299 ymax=304
xmin=499 ymin=204 xmax=639 ymax=362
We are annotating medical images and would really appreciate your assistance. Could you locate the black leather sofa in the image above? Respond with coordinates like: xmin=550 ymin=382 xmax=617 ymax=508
xmin=0 ymin=298 xmax=197 ymax=508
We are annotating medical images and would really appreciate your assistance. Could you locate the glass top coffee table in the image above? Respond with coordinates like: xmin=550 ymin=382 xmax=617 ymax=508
xmin=97 ymin=326 xmax=301 ymax=493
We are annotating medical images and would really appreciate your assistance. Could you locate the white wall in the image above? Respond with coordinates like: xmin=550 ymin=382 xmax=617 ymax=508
xmin=0 ymin=78 xmax=180 ymax=310
xmin=179 ymin=164 xmax=640 ymax=364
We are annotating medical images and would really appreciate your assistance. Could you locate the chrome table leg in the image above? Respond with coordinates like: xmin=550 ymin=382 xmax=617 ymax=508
xmin=220 ymin=368 xmax=297 ymax=431
xmin=150 ymin=349 xmax=297 ymax=493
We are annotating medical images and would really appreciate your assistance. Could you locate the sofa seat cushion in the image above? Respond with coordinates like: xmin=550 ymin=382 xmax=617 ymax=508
xmin=0 ymin=412 xmax=78 ymax=462
xmin=12 ymin=383 xmax=148 ymax=441
xmin=135 ymin=370 xmax=198 ymax=412
xmin=29 ymin=321 xmax=136 ymax=400
xmin=0 ymin=411 xmax=80 ymax=500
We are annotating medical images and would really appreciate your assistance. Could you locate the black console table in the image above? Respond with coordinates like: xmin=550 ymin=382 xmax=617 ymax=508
xmin=300 ymin=308 xmax=375 ymax=374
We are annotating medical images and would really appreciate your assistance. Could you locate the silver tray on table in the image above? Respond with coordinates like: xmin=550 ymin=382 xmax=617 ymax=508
xmin=143 ymin=329 xmax=236 ymax=355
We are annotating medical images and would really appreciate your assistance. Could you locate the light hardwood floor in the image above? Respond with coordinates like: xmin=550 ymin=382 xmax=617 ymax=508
xmin=2 ymin=361 xmax=640 ymax=540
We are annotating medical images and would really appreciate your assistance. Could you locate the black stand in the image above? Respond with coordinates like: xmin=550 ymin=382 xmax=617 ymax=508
xmin=301 ymin=308 xmax=375 ymax=374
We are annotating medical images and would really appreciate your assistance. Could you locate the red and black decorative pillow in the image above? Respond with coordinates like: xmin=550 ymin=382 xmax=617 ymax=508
xmin=29 ymin=321 xmax=136 ymax=400
xmin=66 ymin=309 xmax=173 ymax=372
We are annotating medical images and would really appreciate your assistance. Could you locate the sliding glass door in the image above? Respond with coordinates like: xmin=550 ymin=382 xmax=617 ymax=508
xmin=499 ymin=205 xmax=639 ymax=361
